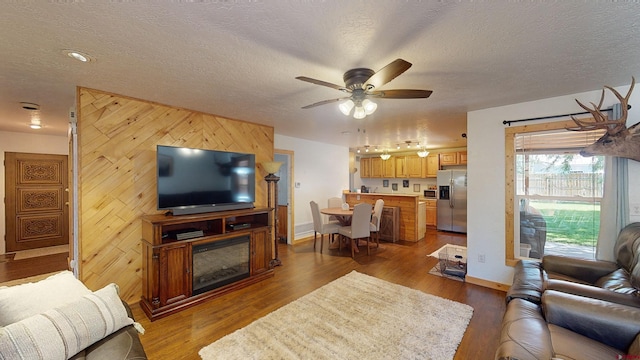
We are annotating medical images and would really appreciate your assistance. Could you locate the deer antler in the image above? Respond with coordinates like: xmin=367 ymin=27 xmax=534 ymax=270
xmin=567 ymin=77 xmax=635 ymax=136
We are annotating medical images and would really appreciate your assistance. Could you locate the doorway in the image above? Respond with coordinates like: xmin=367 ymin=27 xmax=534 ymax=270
xmin=275 ymin=150 xmax=293 ymax=244
xmin=4 ymin=152 xmax=69 ymax=253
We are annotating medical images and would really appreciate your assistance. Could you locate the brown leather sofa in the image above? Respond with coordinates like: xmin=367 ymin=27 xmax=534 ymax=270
xmin=70 ymin=302 xmax=148 ymax=360
xmin=496 ymin=222 xmax=640 ymax=359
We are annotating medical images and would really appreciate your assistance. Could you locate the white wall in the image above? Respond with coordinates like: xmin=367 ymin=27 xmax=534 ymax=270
xmin=467 ymin=82 xmax=640 ymax=285
xmin=0 ymin=131 xmax=69 ymax=254
xmin=274 ymin=134 xmax=349 ymax=241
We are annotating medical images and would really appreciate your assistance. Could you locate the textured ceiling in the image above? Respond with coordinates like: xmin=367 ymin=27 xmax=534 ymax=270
xmin=1 ymin=1 xmax=640 ymax=152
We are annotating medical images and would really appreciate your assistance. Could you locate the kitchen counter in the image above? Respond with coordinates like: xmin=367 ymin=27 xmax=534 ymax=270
xmin=343 ymin=192 xmax=426 ymax=242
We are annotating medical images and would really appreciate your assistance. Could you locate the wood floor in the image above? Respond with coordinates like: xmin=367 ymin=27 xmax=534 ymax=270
xmin=1 ymin=229 xmax=507 ymax=359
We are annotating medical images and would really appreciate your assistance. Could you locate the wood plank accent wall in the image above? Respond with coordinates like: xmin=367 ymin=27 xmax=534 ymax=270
xmin=77 ymin=87 xmax=274 ymax=303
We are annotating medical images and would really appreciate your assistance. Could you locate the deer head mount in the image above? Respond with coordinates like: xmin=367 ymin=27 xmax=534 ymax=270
xmin=567 ymin=77 xmax=640 ymax=162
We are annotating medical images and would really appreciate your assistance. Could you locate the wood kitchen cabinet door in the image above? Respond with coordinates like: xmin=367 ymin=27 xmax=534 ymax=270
xmin=395 ymin=156 xmax=407 ymax=177
xmin=459 ymin=151 xmax=468 ymax=164
xmin=360 ymin=157 xmax=371 ymax=177
xmin=426 ymin=154 xmax=439 ymax=177
xmin=370 ymin=157 xmax=383 ymax=177
xmin=406 ymin=155 xmax=423 ymax=178
xmin=440 ymin=152 xmax=458 ymax=166
xmin=382 ymin=158 xmax=395 ymax=177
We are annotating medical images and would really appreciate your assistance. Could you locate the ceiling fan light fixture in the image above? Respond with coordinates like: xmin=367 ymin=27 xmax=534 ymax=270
xmin=362 ymin=99 xmax=377 ymax=115
xmin=338 ymin=99 xmax=354 ymax=115
xmin=353 ymin=106 xmax=366 ymax=119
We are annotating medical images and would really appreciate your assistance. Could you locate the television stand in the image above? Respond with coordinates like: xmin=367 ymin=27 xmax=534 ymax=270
xmin=140 ymin=207 xmax=273 ymax=321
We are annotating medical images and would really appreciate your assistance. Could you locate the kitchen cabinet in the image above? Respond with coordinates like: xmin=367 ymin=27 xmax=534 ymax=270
xmin=360 ymin=157 xmax=371 ymax=177
xmin=426 ymin=154 xmax=439 ymax=177
xmin=395 ymin=156 xmax=407 ymax=177
xmin=370 ymin=157 xmax=383 ymax=177
xmin=382 ymin=157 xmax=395 ymax=178
xmin=440 ymin=152 xmax=458 ymax=166
xmin=425 ymin=199 xmax=437 ymax=226
xmin=459 ymin=151 xmax=468 ymax=164
xmin=406 ymin=155 xmax=424 ymax=178
xmin=440 ymin=151 xmax=467 ymax=166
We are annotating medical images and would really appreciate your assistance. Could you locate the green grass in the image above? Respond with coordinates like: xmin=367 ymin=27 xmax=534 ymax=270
xmin=527 ymin=200 xmax=599 ymax=246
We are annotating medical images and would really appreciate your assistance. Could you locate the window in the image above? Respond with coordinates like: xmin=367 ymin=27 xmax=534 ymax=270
xmin=505 ymin=119 xmax=605 ymax=265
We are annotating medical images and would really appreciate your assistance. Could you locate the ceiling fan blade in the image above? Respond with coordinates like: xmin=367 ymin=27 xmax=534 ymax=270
xmin=301 ymin=97 xmax=350 ymax=109
xmin=296 ymin=76 xmax=348 ymax=92
xmin=367 ymin=89 xmax=433 ymax=99
xmin=363 ymin=59 xmax=412 ymax=90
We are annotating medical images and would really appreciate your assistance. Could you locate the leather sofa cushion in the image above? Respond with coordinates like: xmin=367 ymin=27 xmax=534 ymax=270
xmin=595 ymin=268 xmax=639 ymax=295
xmin=548 ymin=324 xmax=622 ymax=359
xmin=543 ymin=290 xmax=640 ymax=352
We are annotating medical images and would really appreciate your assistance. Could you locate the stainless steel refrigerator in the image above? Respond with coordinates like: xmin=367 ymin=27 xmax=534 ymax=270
xmin=437 ymin=170 xmax=467 ymax=233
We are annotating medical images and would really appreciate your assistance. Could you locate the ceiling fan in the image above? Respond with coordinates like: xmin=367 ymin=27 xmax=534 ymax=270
xmin=296 ymin=58 xmax=432 ymax=119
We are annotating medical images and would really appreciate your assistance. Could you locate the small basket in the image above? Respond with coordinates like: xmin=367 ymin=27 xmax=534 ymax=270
xmin=438 ymin=247 xmax=467 ymax=279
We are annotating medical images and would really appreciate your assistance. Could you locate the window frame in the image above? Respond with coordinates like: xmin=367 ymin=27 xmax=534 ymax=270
xmin=504 ymin=119 xmax=592 ymax=266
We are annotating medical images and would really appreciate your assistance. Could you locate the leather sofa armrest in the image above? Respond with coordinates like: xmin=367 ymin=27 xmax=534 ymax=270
xmin=506 ymin=260 xmax=545 ymax=304
xmin=546 ymin=279 xmax=640 ymax=308
xmin=542 ymin=255 xmax=618 ymax=284
xmin=542 ymin=290 xmax=640 ymax=352
xmin=494 ymin=298 xmax=554 ymax=360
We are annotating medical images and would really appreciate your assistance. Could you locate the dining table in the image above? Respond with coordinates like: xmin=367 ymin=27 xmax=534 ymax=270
xmin=320 ymin=207 xmax=355 ymax=226
xmin=320 ymin=206 xmax=373 ymax=251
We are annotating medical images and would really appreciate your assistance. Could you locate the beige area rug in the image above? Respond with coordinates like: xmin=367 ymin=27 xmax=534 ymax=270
xmin=199 ymin=271 xmax=473 ymax=360
xmin=12 ymin=245 xmax=68 ymax=260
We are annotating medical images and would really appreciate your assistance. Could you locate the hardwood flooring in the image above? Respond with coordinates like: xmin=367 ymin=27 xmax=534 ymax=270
xmin=1 ymin=229 xmax=506 ymax=359
xmin=0 ymin=251 xmax=68 ymax=283
xmin=133 ymin=229 xmax=505 ymax=360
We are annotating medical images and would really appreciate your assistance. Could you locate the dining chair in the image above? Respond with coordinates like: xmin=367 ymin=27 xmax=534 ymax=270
xmin=369 ymin=199 xmax=384 ymax=248
xmin=338 ymin=202 xmax=373 ymax=258
xmin=310 ymin=201 xmax=340 ymax=253
xmin=327 ymin=197 xmax=343 ymax=224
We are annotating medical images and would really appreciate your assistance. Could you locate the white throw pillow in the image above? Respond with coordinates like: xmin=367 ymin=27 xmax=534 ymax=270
xmin=0 ymin=283 xmax=134 ymax=360
xmin=0 ymin=271 xmax=91 ymax=326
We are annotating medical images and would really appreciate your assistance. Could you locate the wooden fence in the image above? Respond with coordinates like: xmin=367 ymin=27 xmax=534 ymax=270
xmin=518 ymin=173 xmax=604 ymax=198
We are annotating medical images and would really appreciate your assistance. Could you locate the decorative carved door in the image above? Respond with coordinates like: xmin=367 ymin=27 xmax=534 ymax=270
xmin=4 ymin=152 xmax=69 ymax=252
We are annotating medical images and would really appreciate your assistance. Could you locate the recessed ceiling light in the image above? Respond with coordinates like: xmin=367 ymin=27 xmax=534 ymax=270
xmin=62 ymin=49 xmax=95 ymax=63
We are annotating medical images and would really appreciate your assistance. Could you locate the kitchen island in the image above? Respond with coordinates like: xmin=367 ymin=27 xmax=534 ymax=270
xmin=343 ymin=192 xmax=426 ymax=242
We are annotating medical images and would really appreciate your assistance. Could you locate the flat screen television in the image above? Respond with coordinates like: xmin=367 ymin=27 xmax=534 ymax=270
xmin=157 ymin=145 xmax=256 ymax=215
